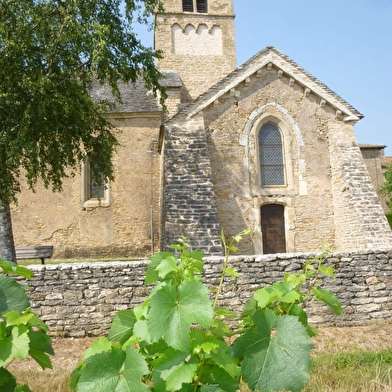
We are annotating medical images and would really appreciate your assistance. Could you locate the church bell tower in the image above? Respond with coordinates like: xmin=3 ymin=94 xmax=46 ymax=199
xmin=155 ymin=0 xmax=236 ymax=100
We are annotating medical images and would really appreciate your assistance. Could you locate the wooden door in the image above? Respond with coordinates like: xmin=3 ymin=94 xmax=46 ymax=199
xmin=261 ymin=204 xmax=286 ymax=254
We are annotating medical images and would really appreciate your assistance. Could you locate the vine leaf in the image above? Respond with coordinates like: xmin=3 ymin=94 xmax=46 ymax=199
xmin=0 ymin=325 xmax=30 ymax=367
xmin=75 ymin=346 xmax=150 ymax=392
xmin=151 ymin=347 xmax=189 ymax=391
xmin=312 ymin=287 xmax=343 ymax=315
xmin=148 ymin=280 xmax=213 ymax=352
xmin=254 ymin=282 xmax=300 ymax=309
xmin=108 ymin=310 xmax=136 ymax=344
xmin=28 ymin=330 xmax=54 ymax=369
xmin=231 ymin=308 xmax=313 ymax=392
xmin=83 ymin=337 xmax=112 ymax=359
xmin=146 ymin=252 xmax=176 ymax=284
xmin=0 ymin=367 xmax=17 ymax=392
xmin=160 ymin=357 xmax=198 ymax=391
xmin=0 ymin=275 xmax=30 ymax=316
xmin=0 ymin=260 xmax=34 ymax=279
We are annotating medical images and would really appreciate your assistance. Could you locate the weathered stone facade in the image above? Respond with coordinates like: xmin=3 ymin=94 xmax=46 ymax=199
xmin=10 ymin=0 xmax=392 ymax=258
xmin=360 ymin=144 xmax=390 ymax=213
xmin=16 ymin=248 xmax=392 ymax=337
xmin=155 ymin=0 xmax=236 ymax=100
xmin=162 ymin=46 xmax=392 ymax=254
xmin=12 ymin=113 xmax=162 ymax=258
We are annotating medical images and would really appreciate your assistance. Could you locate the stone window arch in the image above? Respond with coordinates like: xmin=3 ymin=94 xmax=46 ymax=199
xmin=252 ymin=114 xmax=294 ymax=194
xmin=244 ymin=108 xmax=298 ymax=254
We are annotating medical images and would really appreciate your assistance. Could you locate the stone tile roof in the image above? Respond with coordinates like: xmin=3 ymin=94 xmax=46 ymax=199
xmin=167 ymin=46 xmax=364 ymax=124
xmin=359 ymin=144 xmax=387 ymax=149
xmin=91 ymin=71 xmax=182 ymax=113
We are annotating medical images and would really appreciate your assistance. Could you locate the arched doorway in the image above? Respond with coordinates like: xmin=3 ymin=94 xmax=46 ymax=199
xmin=261 ymin=204 xmax=286 ymax=254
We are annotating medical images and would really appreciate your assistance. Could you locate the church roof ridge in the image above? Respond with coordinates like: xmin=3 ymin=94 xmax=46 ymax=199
xmin=166 ymin=46 xmax=363 ymax=124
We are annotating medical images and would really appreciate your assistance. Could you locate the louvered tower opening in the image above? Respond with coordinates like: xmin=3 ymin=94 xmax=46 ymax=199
xmin=182 ymin=0 xmax=208 ymax=13
xmin=182 ymin=0 xmax=194 ymax=12
xmin=197 ymin=0 xmax=208 ymax=13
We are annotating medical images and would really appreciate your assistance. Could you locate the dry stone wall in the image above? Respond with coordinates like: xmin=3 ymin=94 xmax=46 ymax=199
xmin=17 ymin=247 xmax=392 ymax=337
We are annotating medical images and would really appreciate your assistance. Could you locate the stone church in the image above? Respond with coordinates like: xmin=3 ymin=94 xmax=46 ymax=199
xmin=11 ymin=0 xmax=392 ymax=258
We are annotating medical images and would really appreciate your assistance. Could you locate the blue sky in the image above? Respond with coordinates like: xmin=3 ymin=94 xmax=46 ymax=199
xmin=233 ymin=0 xmax=392 ymax=155
xmin=136 ymin=1 xmax=392 ymax=155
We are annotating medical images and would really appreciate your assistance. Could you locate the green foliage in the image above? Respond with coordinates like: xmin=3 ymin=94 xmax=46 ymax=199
xmin=0 ymin=0 xmax=166 ymax=205
xmin=386 ymin=212 xmax=392 ymax=228
xmin=72 ymin=233 xmax=342 ymax=392
xmin=0 ymin=259 xmax=54 ymax=391
xmin=379 ymin=163 xmax=392 ymax=213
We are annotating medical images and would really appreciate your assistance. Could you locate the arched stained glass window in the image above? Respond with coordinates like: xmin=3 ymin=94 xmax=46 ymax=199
xmin=259 ymin=123 xmax=285 ymax=186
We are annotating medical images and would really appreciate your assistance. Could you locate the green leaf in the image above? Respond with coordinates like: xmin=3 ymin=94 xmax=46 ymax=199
xmin=319 ymin=264 xmax=336 ymax=278
xmin=160 ymin=356 xmax=198 ymax=391
xmin=14 ymin=386 xmax=32 ymax=392
xmin=108 ymin=310 xmax=136 ymax=344
xmin=225 ymin=266 xmax=239 ymax=279
xmin=312 ymin=287 xmax=343 ymax=315
xmin=187 ymin=250 xmax=204 ymax=273
xmin=76 ymin=346 xmax=150 ymax=392
xmin=284 ymin=272 xmax=308 ymax=287
xmin=214 ymin=307 xmax=238 ymax=318
xmin=151 ymin=347 xmax=189 ymax=391
xmin=209 ymin=340 xmax=241 ymax=379
xmin=26 ymin=313 xmax=50 ymax=333
xmin=211 ymin=318 xmax=233 ymax=338
xmin=0 ymin=274 xmax=30 ymax=316
xmin=0 ymin=325 xmax=30 ymax=367
xmin=133 ymin=319 xmax=151 ymax=343
xmin=84 ymin=337 xmax=112 ymax=360
xmin=28 ymin=330 xmax=53 ymax=355
xmin=4 ymin=310 xmax=34 ymax=326
xmin=241 ymin=297 xmax=257 ymax=320
xmin=0 ymin=260 xmax=33 ymax=279
xmin=29 ymin=348 xmax=52 ymax=370
xmin=201 ymin=365 xmax=239 ymax=392
xmin=146 ymin=253 xmax=176 ymax=284
xmin=231 ymin=308 xmax=314 ymax=392
xmin=0 ymin=367 xmax=17 ymax=392
xmin=254 ymin=281 xmax=298 ymax=309
xmin=28 ymin=330 xmax=54 ymax=369
xmin=148 ymin=280 xmax=213 ymax=352
xmin=190 ymin=329 xmax=219 ymax=355
xmin=156 ymin=257 xmax=178 ymax=279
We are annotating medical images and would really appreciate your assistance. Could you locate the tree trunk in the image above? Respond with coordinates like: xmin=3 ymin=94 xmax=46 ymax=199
xmin=0 ymin=201 xmax=16 ymax=262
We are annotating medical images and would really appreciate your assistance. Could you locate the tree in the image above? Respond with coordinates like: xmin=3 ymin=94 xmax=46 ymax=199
xmin=379 ymin=163 xmax=392 ymax=227
xmin=0 ymin=0 xmax=166 ymax=261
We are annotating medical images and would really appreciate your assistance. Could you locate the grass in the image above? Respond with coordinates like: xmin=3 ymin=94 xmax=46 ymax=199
xmin=304 ymin=350 xmax=392 ymax=391
xmin=7 ymin=324 xmax=392 ymax=392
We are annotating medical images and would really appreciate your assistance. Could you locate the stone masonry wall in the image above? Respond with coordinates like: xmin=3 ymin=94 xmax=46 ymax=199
xmin=328 ymin=122 xmax=392 ymax=249
xmin=162 ymin=115 xmax=222 ymax=254
xmin=12 ymin=115 xmax=162 ymax=259
xmin=155 ymin=0 xmax=236 ymax=99
xmin=17 ymin=247 xmax=392 ymax=337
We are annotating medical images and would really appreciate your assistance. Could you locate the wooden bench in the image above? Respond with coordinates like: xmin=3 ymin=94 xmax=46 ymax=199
xmin=15 ymin=246 xmax=54 ymax=265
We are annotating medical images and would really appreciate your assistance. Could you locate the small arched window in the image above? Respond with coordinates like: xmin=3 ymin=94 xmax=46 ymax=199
xmin=182 ymin=0 xmax=208 ymax=13
xmin=259 ymin=123 xmax=285 ymax=186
